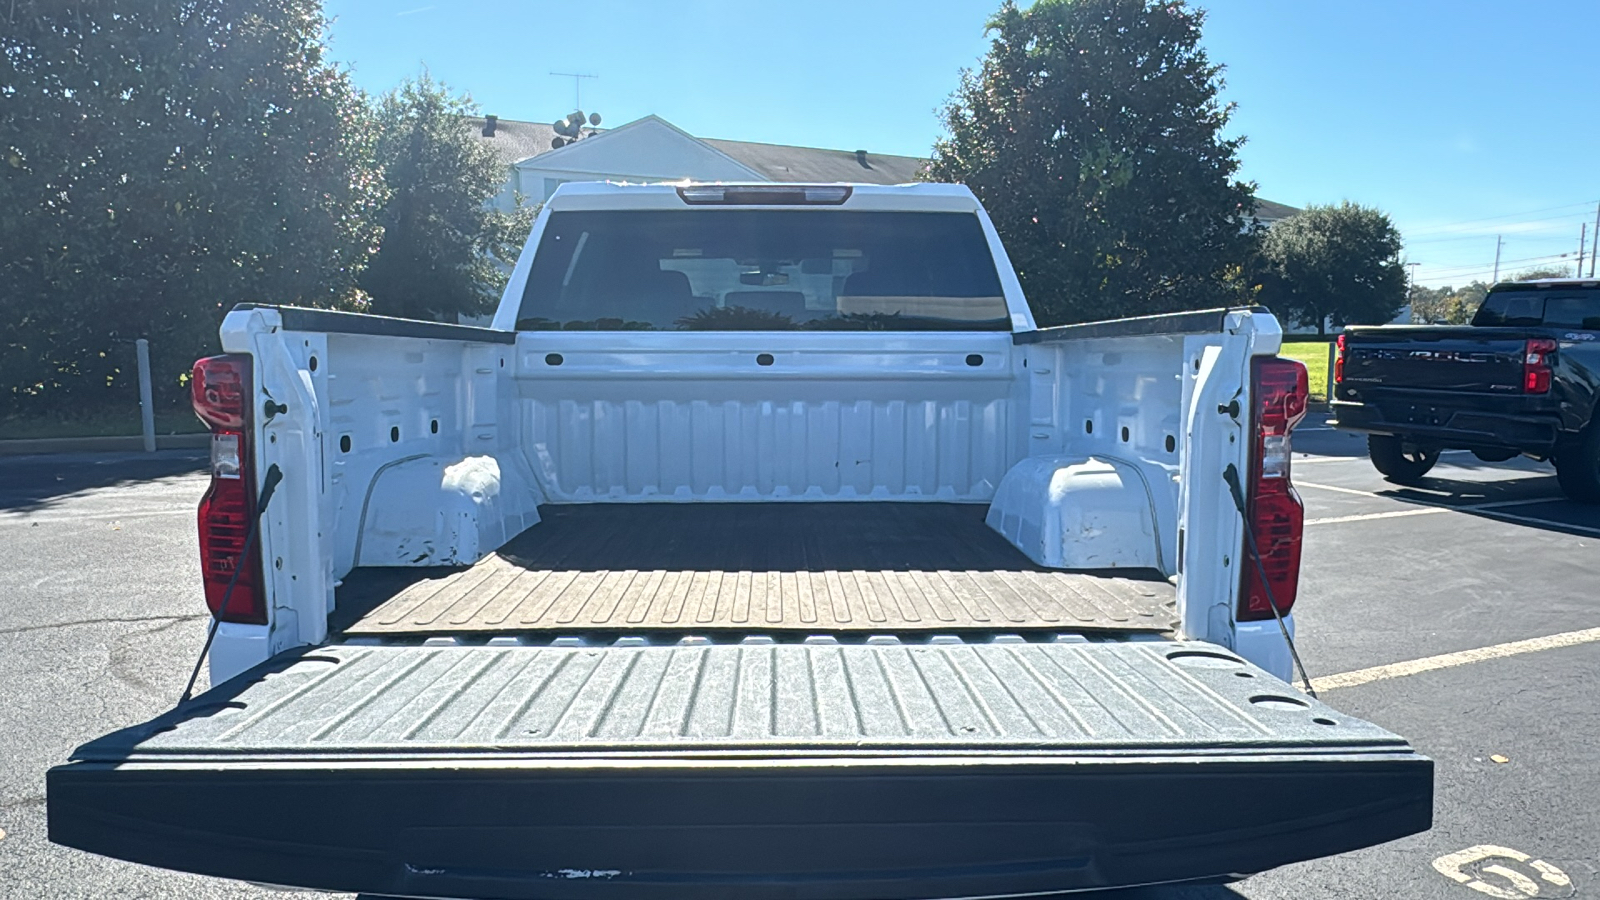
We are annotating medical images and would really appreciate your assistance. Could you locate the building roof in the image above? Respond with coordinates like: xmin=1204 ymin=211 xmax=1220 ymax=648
xmin=466 ymin=116 xmax=566 ymax=167
xmin=701 ymin=138 xmax=927 ymax=185
xmin=1253 ymin=198 xmax=1300 ymax=222
xmin=466 ymin=115 xmax=926 ymax=185
xmin=467 ymin=115 xmax=1299 ymax=210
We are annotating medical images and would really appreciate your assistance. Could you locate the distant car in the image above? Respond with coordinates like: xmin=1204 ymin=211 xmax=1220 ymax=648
xmin=1331 ymin=278 xmax=1600 ymax=502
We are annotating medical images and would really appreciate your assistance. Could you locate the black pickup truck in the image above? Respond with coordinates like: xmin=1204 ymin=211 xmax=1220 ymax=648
xmin=1331 ymin=278 xmax=1600 ymax=502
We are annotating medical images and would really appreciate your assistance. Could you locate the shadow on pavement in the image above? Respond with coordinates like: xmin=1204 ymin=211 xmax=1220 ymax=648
xmin=1336 ymin=471 xmax=1599 ymax=538
xmin=0 ymin=450 xmax=207 ymax=513
xmin=1407 ymin=486 xmax=1600 ymax=537
xmin=353 ymin=886 xmax=1246 ymax=900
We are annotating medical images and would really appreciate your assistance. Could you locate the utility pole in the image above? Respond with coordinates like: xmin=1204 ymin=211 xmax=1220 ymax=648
xmin=1591 ymin=201 xmax=1599 ymax=278
xmin=1404 ymin=262 xmax=1420 ymax=323
xmin=549 ymin=72 xmax=598 ymax=110
xmin=1492 ymin=235 xmax=1503 ymax=283
xmin=1581 ymin=223 xmax=1589 ymax=279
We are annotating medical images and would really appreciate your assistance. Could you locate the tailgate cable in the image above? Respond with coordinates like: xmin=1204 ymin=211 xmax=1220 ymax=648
xmin=177 ymin=463 xmax=284 ymax=705
xmin=1223 ymin=463 xmax=1317 ymax=699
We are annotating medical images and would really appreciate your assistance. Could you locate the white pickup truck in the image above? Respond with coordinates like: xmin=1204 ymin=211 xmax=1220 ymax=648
xmin=49 ymin=182 xmax=1430 ymax=899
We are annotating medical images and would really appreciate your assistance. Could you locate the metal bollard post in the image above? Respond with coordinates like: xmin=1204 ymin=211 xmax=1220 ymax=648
xmin=1325 ymin=340 xmax=1337 ymax=402
xmin=136 ymin=338 xmax=156 ymax=452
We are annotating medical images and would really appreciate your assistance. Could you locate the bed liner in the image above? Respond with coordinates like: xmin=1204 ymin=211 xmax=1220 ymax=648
xmin=337 ymin=503 xmax=1177 ymax=636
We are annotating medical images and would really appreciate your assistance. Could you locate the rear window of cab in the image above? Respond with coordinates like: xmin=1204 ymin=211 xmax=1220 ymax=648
xmin=1473 ymin=287 xmax=1600 ymax=329
xmin=516 ymin=210 xmax=1009 ymax=332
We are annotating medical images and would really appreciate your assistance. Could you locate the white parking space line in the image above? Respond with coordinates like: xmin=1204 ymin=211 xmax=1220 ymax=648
xmin=1292 ymin=449 xmax=1475 ymax=464
xmin=1295 ymin=480 xmax=1378 ymax=497
xmin=1303 ymin=496 xmax=1564 ymax=526
xmin=1313 ymin=626 xmax=1600 ymax=692
xmin=1305 ymin=508 xmax=1449 ymax=526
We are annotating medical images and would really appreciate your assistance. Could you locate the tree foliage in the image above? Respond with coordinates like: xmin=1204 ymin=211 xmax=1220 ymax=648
xmin=359 ymin=76 xmax=534 ymax=321
xmin=926 ymin=0 xmax=1259 ymax=325
xmin=1508 ymin=266 xmax=1573 ymax=281
xmin=1 ymin=0 xmax=386 ymax=418
xmin=1410 ymin=280 xmax=1487 ymax=325
xmin=1256 ymin=202 xmax=1406 ymax=335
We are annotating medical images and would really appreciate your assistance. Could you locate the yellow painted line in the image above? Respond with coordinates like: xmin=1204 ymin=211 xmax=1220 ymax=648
xmin=1433 ymin=845 xmax=1571 ymax=898
xmin=1313 ymin=626 xmax=1600 ymax=692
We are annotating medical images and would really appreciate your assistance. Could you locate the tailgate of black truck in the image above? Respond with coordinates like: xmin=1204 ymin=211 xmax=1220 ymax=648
xmin=49 ymin=639 xmax=1431 ymax=899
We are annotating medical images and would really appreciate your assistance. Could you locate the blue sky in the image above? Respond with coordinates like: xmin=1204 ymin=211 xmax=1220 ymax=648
xmin=323 ymin=0 xmax=1600 ymax=289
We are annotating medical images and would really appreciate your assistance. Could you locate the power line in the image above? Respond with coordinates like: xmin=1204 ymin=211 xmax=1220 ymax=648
xmin=1421 ymin=251 xmax=1576 ymax=277
xmin=1401 ymin=200 xmax=1600 ymax=237
xmin=1404 ymin=211 xmax=1598 ymax=244
xmin=1426 ymin=250 xmax=1573 ymax=270
xmin=1416 ymin=254 xmax=1580 ymax=285
xmin=1421 ymin=244 xmax=1583 ymax=269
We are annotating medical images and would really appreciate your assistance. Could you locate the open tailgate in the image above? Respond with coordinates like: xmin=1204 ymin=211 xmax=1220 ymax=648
xmin=49 ymin=640 xmax=1430 ymax=899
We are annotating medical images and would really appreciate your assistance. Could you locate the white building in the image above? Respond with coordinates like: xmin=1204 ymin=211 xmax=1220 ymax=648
xmin=469 ymin=114 xmax=929 ymax=208
xmin=470 ymin=111 xmax=1302 ymax=223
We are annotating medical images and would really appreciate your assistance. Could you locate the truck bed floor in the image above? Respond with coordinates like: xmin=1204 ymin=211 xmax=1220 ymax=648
xmin=337 ymin=503 xmax=1176 ymax=636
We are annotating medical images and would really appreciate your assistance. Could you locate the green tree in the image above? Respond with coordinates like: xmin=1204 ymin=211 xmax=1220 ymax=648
xmin=1256 ymin=202 xmax=1406 ymax=336
xmin=926 ymin=0 xmax=1259 ymax=325
xmin=1443 ymin=281 xmax=1488 ymax=324
xmin=1410 ymin=283 xmax=1485 ymax=325
xmin=1508 ymin=266 xmax=1573 ymax=281
xmin=359 ymin=76 xmax=535 ymax=321
xmin=1 ymin=0 xmax=385 ymax=419
xmin=1406 ymin=284 xmax=1452 ymax=324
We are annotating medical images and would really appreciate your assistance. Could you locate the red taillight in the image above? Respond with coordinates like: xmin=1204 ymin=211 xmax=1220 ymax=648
xmin=1523 ymin=338 xmax=1556 ymax=394
xmin=192 ymin=355 xmax=266 ymax=624
xmin=1333 ymin=334 xmax=1346 ymax=385
xmin=1239 ymin=356 xmax=1308 ymax=621
xmin=192 ymin=354 xmax=249 ymax=429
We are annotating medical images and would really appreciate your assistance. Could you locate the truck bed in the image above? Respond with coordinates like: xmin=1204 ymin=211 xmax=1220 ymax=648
xmin=337 ymin=503 xmax=1176 ymax=636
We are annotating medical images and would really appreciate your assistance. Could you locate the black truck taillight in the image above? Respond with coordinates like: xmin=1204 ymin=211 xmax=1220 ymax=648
xmin=1524 ymin=338 xmax=1556 ymax=394
xmin=1334 ymin=334 xmax=1346 ymax=385
xmin=192 ymin=355 xmax=267 ymax=625
xmin=1239 ymin=357 xmax=1309 ymax=622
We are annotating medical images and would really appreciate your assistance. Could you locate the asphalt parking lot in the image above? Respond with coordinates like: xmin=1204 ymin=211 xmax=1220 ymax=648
xmin=1 ymin=417 xmax=1597 ymax=900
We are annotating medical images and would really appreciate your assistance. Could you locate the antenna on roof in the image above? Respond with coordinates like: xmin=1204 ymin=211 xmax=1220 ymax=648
xmin=549 ymin=72 xmax=598 ymax=109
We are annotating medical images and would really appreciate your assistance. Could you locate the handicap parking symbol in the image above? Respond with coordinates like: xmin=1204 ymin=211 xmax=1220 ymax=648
xmin=1433 ymin=845 xmax=1573 ymax=899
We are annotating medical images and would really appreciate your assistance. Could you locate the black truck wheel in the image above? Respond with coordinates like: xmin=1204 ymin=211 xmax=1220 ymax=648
xmin=1554 ymin=425 xmax=1600 ymax=504
xmin=1368 ymin=435 xmax=1439 ymax=483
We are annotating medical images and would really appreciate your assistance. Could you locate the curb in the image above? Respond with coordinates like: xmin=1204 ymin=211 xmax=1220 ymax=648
xmin=0 ymin=434 xmax=210 ymax=457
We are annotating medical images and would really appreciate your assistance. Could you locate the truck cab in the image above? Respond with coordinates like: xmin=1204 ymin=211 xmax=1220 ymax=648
xmin=48 ymin=182 xmax=1431 ymax=899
